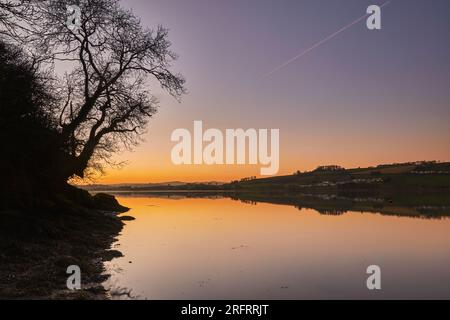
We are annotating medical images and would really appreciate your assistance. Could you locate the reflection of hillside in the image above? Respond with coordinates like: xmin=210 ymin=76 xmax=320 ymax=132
xmin=102 ymin=190 xmax=450 ymax=219
xmin=229 ymin=192 xmax=450 ymax=219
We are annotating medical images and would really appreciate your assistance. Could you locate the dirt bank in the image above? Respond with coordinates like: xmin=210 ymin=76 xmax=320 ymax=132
xmin=0 ymin=189 xmax=132 ymax=299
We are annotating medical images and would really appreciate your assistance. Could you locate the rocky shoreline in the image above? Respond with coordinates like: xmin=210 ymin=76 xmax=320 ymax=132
xmin=0 ymin=189 xmax=133 ymax=300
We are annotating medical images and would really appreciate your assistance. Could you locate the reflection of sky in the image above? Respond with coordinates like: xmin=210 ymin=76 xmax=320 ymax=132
xmin=100 ymin=0 xmax=450 ymax=183
xmin=104 ymin=196 xmax=450 ymax=299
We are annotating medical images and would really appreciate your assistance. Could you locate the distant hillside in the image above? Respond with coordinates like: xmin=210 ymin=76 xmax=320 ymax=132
xmin=79 ymin=161 xmax=450 ymax=194
xmin=78 ymin=161 xmax=450 ymax=212
xmin=228 ymin=161 xmax=450 ymax=198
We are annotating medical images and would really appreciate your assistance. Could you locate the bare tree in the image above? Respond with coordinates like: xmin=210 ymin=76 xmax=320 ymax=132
xmin=0 ymin=1 xmax=26 ymax=34
xmin=0 ymin=1 xmax=44 ymax=41
xmin=10 ymin=0 xmax=187 ymax=181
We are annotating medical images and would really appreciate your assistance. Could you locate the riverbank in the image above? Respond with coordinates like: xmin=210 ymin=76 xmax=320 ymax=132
xmin=0 ymin=189 xmax=132 ymax=299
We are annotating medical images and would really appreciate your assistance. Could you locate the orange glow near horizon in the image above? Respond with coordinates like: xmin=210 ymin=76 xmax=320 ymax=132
xmin=88 ymin=108 xmax=450 ymax=184
xmin=84 ymin=120 xmax=450 ymax=184
xmin=92 ymin=138 xmax=450 ymax=184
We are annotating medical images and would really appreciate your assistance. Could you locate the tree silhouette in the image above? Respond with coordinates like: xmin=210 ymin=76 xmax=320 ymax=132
xmin=0 ymin=1 xmax=27 ymax=35
xmin=1 ymin=0 xmax=186 ymax=184
xmin=0 ymin=40 xmax=61 ymax=201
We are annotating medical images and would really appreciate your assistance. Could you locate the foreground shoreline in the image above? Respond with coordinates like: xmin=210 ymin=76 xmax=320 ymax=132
xmin=0 ymin=191 xmax=133 ymax=300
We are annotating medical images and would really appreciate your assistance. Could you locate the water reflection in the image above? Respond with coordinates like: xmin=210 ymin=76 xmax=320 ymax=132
xmin=104 ymin=193 xmax=450 ymax=299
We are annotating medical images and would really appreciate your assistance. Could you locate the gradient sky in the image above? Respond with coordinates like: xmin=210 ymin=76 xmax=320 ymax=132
xmin=96 ymin=0 xmax=450 ymax=183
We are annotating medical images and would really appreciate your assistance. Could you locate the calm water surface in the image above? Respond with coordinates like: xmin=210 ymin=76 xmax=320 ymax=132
xmin=104 ymin=195 xmax=450 ymax=299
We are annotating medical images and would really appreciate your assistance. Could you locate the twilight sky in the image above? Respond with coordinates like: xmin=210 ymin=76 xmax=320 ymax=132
xmin=98 ymin=0 xmax=450 ymax=183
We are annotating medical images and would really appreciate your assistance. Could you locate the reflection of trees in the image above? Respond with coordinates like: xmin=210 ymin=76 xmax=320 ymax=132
xmin=316 ymin=209 xmax=346 ymax=216
xmin=227 ymin=193 xmax=450 ymax=220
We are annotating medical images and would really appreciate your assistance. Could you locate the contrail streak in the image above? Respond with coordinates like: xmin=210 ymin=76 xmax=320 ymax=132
xmin=263 ymin=1 xmax=391 ymax=78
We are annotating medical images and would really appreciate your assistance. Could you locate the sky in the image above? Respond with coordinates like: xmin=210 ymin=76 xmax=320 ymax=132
xmin=96 ymin=0 xmax=450 ymax=184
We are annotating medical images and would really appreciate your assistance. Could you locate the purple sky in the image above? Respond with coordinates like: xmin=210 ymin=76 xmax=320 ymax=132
xmin=102 ymin=0 xmax=450 ymax=182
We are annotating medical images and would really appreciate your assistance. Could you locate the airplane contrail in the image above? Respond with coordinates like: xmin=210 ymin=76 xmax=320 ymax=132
xmin=263 ymin=1 xmax=392 ymax=78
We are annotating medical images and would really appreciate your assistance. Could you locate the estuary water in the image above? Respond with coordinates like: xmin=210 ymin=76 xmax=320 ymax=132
xmin=104 ymin=194 xmax=450 ymax=299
